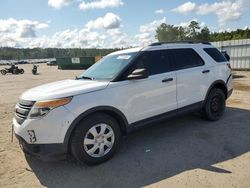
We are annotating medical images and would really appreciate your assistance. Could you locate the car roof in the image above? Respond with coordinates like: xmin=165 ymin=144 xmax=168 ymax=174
xmin=143 ymin=43 xmax=212 ymax=51
xmin=109 ymin=42 xmax=213 ymax=56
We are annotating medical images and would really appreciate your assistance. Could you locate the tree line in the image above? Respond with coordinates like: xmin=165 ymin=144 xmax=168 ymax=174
xmin=156 ymin=21 xmax=250 ymax=42
xmin=0 ymin=47 xmax=119 ymax=60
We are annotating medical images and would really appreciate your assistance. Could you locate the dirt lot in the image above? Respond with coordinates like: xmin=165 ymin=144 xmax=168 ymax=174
xmin=0 ymin=64 xmax=250 ymax=188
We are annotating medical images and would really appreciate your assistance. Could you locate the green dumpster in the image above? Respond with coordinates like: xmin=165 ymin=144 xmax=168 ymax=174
xmin=57 ymin=57 xmax=95 ymax=70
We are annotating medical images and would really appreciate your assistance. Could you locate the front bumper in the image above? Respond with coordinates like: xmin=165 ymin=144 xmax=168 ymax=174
xmin=15 ymin=134 xmax=67 ymax=161
xmin=13 ymin=106 xmax=75 ymax=144
xmin=13 ymin=105 xmax=75 ymax=161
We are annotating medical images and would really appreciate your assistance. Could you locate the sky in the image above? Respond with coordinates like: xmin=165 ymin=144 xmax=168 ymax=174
xmin=0 ymin=0 xmax=250 ymax=48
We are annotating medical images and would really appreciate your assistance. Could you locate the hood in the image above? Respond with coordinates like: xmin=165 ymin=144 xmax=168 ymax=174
xmin=21 ymin=79 xmax=109 ymax=101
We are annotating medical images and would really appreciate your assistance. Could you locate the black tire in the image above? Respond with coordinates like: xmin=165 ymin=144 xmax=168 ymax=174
xmin=0 ymin=70 xmax=7 ymax=75
xmin=70 ymin=113 xmax=121 ymax=165
xmin=20 ymin=69 xmax=24 ymax=74
xmin=203 ymin=88 xmax=226 ymax=121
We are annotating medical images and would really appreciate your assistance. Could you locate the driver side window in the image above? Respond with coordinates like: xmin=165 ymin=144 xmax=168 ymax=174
xmin=134 ymin=50 xmax=172 ymax=76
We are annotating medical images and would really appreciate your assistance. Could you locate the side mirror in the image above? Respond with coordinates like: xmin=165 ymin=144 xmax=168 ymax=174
xmin=127 ymin=68 xmax=148 ymax=80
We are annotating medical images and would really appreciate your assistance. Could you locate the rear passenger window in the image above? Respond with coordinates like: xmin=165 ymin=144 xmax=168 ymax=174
xmin=170 ymin=48 xmax=204 ymax=70
xmin=204 ymin=48 xmax=227 ymax=62
xmin=136 ymin=50 xmax=172 ymax=75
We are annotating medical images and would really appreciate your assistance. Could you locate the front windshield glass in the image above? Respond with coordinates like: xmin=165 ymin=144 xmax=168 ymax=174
xmin=78 ymin=52 xmax=138 ymax=80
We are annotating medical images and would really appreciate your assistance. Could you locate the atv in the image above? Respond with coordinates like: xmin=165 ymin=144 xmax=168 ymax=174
xmin=0 ymin=65 xmax=24 ymax=75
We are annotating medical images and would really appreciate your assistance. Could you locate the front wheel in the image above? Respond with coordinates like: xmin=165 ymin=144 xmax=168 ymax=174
xmin=0 ymin=70 xmax=7 ymax=75
xmin=70 ymin=113 xmax=121 ymax=165
xmin=203 ymin=88 xmax=226 ymax=121
xmin=19 ymin=69 xmax=24 ymax=74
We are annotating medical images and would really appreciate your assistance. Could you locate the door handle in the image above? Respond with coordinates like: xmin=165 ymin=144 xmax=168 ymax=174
xmin=162 ymin=78 xmax=173 ymax=83
xmin=202 ymin=70 xmax=210 ymax=74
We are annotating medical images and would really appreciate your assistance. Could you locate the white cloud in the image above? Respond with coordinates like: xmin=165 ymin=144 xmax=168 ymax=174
xmin=136 ymin=17 xmax=167 ymax=46
xmin=48 ymin=0 xmax=73 ymax=8
xmin=135 ymin=33 xmax=152 ymax=46
xmin=25 ymin=29 xmax=108 ymax=48
xmin=177 ymin=21 xmax=190 ymax=28
xmin=0 ymin=18 xmax=48 ymax=39
xmin=139 ymin=17 xmax=166 ymax=33
xmin=175 ymin=19 xmax=198 ymax=27
xmin=0 ymin=18 xmax=49 ymax=48
xmin=79 ymin=0 xmax=124 ymax=10
xmin=172 ymin=2 xmax=196 ymax=14
xmin=200 ymin=22 xmax=206 ymax=28
xmin=172 ymin=0 xmax=247 ymax=26
xmin=86 ymin=13 xmax=121 ymax=30
xmin=0 ymin=15 xmax=214 ymax=48
xmin=155 ymin=9 xmax=164 ymax=14
xmin=0 ymin=15 xmax=125 ymax=48
xmin=106 ymin=28 xmax=122 ymax=36
xmin=196 ymin=0 xmax=245 ymax=25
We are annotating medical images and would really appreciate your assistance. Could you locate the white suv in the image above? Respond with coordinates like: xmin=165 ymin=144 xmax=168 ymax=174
xmin=13 ymin=42 xmax=233 ymax=165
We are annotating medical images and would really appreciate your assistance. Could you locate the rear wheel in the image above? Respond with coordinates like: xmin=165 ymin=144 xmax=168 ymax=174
xmin=70 ymin=113 xmax=121 ymax=165
xmin=203 ymin=88 xmax=226 ymax=121
xmin=19 ymin=69 xmax=24 ymax=74
xmin=0 ymin=70 xmax=7 ymax=75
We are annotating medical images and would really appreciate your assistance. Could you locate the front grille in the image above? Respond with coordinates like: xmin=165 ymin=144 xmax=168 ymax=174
xmin=15 ymin=100 xmax=35 ymax=125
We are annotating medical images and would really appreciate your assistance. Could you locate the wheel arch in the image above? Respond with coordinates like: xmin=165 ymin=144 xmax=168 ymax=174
xmin=64 ymin=106 xmax=129 ymax=147
xmin=204 ymin=80 xmax=228 ymax=106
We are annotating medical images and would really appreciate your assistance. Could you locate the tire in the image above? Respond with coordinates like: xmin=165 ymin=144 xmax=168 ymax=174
xmin=20 ymin=69 xmax=24 ymax=74
xmin=203 ymin=88 xmax=226 ymax=121
xmin=70 ymin=113 xmax=121 ymax=165
xmin=0 ymin=70 xmax=7 ymax=75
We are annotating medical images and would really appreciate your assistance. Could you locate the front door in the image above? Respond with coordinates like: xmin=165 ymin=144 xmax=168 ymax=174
xmin=110 ymin=49 xmax=177 ymax=124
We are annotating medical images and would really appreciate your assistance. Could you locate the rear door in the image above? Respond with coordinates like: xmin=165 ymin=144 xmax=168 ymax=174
xmin=169 ymin=48 xmax=210 ymax=108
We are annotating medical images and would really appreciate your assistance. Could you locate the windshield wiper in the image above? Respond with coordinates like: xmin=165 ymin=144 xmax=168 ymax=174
xmin=75 ymin=76 xmax=93 ymax=80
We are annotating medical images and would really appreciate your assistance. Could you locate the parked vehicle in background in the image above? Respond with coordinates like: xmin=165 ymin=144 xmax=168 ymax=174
xmin=46 ymin=60 xmax=57 ymax=66
xmin=17 ymin=61 xmax=28 ymax=64
xmin=13 ymin=42 xmax=233 ymax=165
xmin=1 ymin=64 xmax=24 ymax=75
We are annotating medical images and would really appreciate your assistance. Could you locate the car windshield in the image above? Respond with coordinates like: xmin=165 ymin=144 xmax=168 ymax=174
xmin=78 ymin=52 xmax=138 ymax=81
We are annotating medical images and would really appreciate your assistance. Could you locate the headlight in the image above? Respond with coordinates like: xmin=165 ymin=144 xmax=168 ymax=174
xmin=29 ymin=97 xmax=72 ymax=118
xmin=29 ymin=107 xmax=51 ymax=118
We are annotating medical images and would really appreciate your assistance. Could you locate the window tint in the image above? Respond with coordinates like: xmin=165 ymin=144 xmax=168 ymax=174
xmin=135 ymin=50 xmax=171 ymax=75
xmin=204 ymin=48 xmax=227 ymax=62
xmin=170 ymin=48 xmax=204 ymax=70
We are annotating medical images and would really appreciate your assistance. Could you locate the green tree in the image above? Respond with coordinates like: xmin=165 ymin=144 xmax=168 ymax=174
xmin=188 ymin=21 xmax=200 ymax=40
xmin=197 ymin=26 xmax=210 ymax=41
xmin=156 ymin=23 xmax=180 ymax=42
xmin=156 ymin=21 xmax=250 ymax=43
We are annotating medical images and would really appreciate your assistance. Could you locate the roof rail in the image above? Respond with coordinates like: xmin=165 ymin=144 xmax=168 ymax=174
xmin=201 ymin=42 xmax=212 ymax=45
xmin=149 ymin=41 xmax=211 ymax=46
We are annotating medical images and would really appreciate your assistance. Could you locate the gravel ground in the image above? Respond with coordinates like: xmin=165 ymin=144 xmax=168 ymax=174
xmin=0 ymin=64 xmax=250 ymax=188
